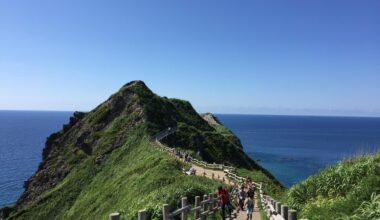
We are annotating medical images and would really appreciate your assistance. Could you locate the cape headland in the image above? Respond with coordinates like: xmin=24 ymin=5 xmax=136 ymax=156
xmin=2 ymin=81 xmax=282 ymax=219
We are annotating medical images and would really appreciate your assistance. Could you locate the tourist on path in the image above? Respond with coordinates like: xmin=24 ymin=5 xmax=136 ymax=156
xmin=217 ymin=186 xmax=232 ymax=220
xmin=238 ymin=186 xmax=246 ymax=211
xmin=244 ymin=194 xmax=254 ymax=220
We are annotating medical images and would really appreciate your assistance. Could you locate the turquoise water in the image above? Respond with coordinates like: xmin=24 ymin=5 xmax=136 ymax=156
xmin=217 ymin=114 xmax=380 ymax=187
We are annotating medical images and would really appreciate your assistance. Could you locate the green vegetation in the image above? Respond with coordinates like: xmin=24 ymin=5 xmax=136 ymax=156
xmin=200 ymin=113 xmax=242 ymax=148
xmin=257 ymin=193 xmax=269 ymax=220
xmin=287 ymin=153 xmax=380 ymax=220
xmin=8 ymin=127 xmax=220 ymax=219
xmin=5 ymin=81 xmax=281 ymax=220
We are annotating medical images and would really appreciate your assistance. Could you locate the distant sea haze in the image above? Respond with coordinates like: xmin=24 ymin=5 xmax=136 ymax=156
xmin=217 ymin=114 xmax=380 ymax=187
xmin=1 ymin=112 xmax=380 ymax=207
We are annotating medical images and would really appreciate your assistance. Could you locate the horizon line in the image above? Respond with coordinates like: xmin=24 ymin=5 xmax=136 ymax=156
xmin=1 ymin=109 xmax=380 ymax=119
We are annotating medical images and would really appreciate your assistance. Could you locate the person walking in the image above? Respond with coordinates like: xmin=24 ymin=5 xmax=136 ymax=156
xmin=238 ymin=186 xmax=246 ymax=211
xmin=218 ymin=186 xmax=232 ymax=220
xmin=244 ymin=194 xmax=254 ymax=220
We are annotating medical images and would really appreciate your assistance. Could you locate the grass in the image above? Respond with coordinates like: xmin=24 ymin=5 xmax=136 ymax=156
xmin=208 ymin=122 xmax=242 ymax=148
xmin=257 ymin=193 xmax=270 ymax=220
xmin=8 ymin=127 xmax=223 ymax=220
xmin=286 ymin=153 xmax=380 ymax=220
xmin=4 ymin=81 xmax=283 ymax=220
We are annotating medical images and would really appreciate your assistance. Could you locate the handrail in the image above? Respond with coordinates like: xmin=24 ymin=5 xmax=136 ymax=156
xmin=108 ymin=128 xmax=307 ymax=220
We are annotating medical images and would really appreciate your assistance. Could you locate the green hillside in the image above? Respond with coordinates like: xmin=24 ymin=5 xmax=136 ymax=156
xmin=287 ymin=153 xmax=380 ymax=220
xmin=3 ymin=81 xmax=282 ymax=219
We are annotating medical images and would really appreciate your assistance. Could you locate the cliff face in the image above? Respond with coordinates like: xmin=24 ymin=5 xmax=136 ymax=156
xmin=5 ymin=80 xmax=280 ymax=219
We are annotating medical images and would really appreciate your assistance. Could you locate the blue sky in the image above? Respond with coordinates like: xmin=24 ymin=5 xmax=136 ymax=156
xmin=1 ymin=0 xmax=379 ymax=116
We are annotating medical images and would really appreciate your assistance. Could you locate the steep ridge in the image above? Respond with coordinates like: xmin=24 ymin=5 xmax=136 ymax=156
xmin=3 ymin=80 xmax=281 ymax=219
xmin=201 ymin=112 xmax=243 ymax=151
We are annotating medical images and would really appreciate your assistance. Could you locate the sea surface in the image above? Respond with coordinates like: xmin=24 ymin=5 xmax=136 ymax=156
xmin=1 ymin=112 xmax=380 ymax=207
xmin=0 ymin=111 xmax=72 ymax=208
xmin=217 ymin=114 xmax=380 ymax=187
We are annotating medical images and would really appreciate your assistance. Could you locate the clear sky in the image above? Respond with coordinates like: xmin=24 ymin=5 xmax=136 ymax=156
xmin=1 ymin=0 xmax=379 ymax=116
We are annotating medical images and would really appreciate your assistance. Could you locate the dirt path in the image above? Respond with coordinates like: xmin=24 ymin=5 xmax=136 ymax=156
xmin=234 ymin=196 xmax=261 ymax=220
xmin=154 ymin=140 xmax=262 ymax=220
xmin=191 ymin=163 xmax=233 ymax=185
xmin=190 ymin=163 xmax=261 ymax=220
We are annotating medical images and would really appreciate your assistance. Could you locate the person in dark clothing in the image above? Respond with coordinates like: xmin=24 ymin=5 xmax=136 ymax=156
xmin=238 ymin=186 xmax=246 ymax=211
xmin=247 ymin=187 xmax=254 ymax=199
xmin=218 ymin=186 xmax=232 ymax=220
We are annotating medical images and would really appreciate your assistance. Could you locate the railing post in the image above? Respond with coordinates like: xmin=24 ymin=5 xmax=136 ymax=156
xmin=276 ymin=202 xmax=282 ymax=215
xmin=181 ymin=197 xmax=188 ymax=220
xmin=200 ymin=212 xmax=207 ymax=220
xmin=281 ymin=205 xmax=289 ymax=220
xmin=109 ymin=213 xmax=120 ymax=220
xmin=208 ymin=193 xmax=213 ymax=213
xmin=289 ymin=209 xmax=297 ymax=220
xmin=195 ymin=196 xmax=201 ymax=219
xmin=212 ymin=173 xmax=214 ymax=179
xmin=213 ymin=194 xmax=218 ymax=210
xmin=203 ymin=194 xmax=208 ymax=212
xmin=138 ymin=210 xmax=147 ymax=220
xmin=163 ymin=204 xmax=170 ymax=220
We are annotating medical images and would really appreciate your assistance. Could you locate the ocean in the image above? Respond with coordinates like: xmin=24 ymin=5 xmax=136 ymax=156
xmin=0 ymin=111 xmax=73 ymax=208
xmin=217 ymin=114 xmax=380 ymax=187
xmin=1 ymin=112 xmax=380 ymax=207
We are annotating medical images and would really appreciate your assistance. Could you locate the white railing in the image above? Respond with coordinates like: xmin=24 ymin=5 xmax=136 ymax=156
xmin=109 ymin=193 xmax=225 ymax=220
xmin=259 ymin=190 xmax=308 ymax=220
xmin=109 ymin=128 xmax=308 ymax=220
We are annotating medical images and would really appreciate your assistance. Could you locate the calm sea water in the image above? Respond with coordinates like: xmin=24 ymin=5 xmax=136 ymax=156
xmin=1 ymin=112 xmax=380 ymax=207
xmin=217 ymin=114 xmax=380 ymax=187
xmin=0 ymin=111 xmax=72 ymax=208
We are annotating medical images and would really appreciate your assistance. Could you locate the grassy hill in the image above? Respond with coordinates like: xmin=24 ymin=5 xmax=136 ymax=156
xmin=287 ymin=153 xmax=380 ymax=220
xmin=3 ymin=81 xmax=282 ymax=219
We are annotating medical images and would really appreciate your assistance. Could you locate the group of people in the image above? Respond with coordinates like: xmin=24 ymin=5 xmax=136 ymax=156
xmin=236 ymin=178 xmax=256 ymax=220
xmin=172 ymin=148 xmax=193 ymax=163
xmin=217 ymin=186 xmax=233 ymax=220
xmin=221 ymin=177 xmax=255 ymax=220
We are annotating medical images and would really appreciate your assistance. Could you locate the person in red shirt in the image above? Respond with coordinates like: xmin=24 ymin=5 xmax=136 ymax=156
xmin=218 ymin=186 xmax=232 ymax=220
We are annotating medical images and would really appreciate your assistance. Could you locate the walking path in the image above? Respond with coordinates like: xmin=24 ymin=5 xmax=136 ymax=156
xmin=234 ymin=196 xmax=261 ymax=220
xmin=153 ymin=139 xmax=261 ymax=220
